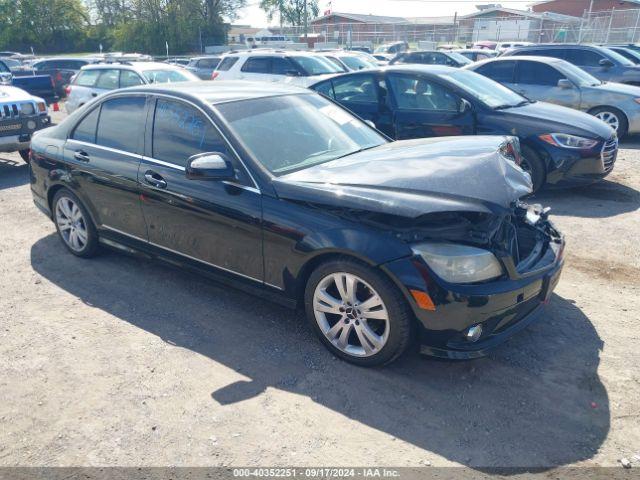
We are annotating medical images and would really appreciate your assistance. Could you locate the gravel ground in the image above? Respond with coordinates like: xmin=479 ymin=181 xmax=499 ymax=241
xmin=0 ymin=109 xmax=638 ymax=469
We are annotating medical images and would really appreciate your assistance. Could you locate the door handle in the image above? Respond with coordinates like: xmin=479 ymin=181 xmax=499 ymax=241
xmin=74 ymin=150 xmax=90 ymax=162
xmin=144 ymin=171 xmax=167 ymax=189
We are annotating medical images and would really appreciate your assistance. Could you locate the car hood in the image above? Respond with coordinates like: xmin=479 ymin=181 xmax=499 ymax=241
xmin=504 ymin=101 xmax=614 ymax=138
xmin=0 ymin=85 xmax=35 ymax=101
xmin=590 ymin=80 xmax=640 ymax=97
xmin=273 ymin=136 xmax=532 ymax=218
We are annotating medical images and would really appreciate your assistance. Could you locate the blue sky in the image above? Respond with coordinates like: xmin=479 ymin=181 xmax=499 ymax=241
xmin=234 ymin=0 xmax=536 ymax=27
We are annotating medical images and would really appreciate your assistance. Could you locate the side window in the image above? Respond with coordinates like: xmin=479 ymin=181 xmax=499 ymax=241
xmin=241 ymin=57 xmax=271 ymax=73
xmin=96 ymin=96 xmax=146 ymax=152
xmin=152 ymin=99 xmax=228 ymax=167
xmin=312 ymin=80 xmax=335 ymax=99
xmin=331 ymin=75 xmax=378 ymax=103
xmin=517 ymin=61 xmax=564 ymax=86
xmin=71 ymin=107 xmax=100 ymax=143
xmin=564 ymin=49 xmax=604 ymax=67
xmin=432 ymin=53 xmax=450 ymax=65
xmin=95 ymin=69 xmax=120 ymax=90
xmin=272 ymin=57 xmax=296 ymax=75
xmin=120 ymin=70 xmax=144 ymax=88
xmin=475 ymin=61 xmax=515 ymax=83
xmin=217 ymin=57 xmax=239 ymax=71
xmin=75 ymin=70 xmax=100 ymax=87
xmin=388 ymin=75 xmax=459 ymax=111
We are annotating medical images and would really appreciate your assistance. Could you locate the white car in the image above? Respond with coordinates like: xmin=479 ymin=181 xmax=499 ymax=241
xmin=65 ymin=62 xmax=199 ymax=113
xmin=212 ymin=50 xmax=343 ymax=87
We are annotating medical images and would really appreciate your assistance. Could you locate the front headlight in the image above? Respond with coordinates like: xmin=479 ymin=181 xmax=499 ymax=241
xmin=412 ymin=243 xmax=504 ymax=284
xmin=539 ymin=133 xmax=598 ymax=149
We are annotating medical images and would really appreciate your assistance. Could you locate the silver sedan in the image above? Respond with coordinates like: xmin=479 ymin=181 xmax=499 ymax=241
xmin=465 ymin=55 xmax=640 ymax=138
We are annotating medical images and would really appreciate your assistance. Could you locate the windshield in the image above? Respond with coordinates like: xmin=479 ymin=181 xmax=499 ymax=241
xmin=341 ymin=55 xmax=377 ymax=70
xmin=216 ymin=94 xmax=386 ymax=176
xmin=141 ymin=69 xmax=197 ymax=83
xmin=1 ymin=58 xmax=21 ymax=68
xmin=558 ymin=61 xmax=602 ymax=86
xmin=445 ymin=69 xmax=527 ymax=108
xmin=602 ymin=47 xmax=635 ymax=66
xmin=446 ymin=52 xmax=473 ymax=65
xmin=291 ymin=56 xmax=344 ymax=75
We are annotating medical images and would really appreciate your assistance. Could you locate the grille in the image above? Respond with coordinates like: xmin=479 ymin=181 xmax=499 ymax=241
xmin=0 ymin=103 xmax=20 ymax=119
xmin=601 ymin=136 xmax=618 ymax=173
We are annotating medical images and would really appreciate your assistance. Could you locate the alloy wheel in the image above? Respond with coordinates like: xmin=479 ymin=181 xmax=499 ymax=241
xmin=595 ymin=111 xmax=620 ymax=132
xmin=55 ymin=197 xmax=89 ymax=252
xmin=312 ymin=272 xmax=390 ymax=357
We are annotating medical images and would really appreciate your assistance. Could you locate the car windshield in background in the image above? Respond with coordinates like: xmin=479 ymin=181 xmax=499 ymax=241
xmin=445 ymin=69 xmax=527 ymax=109
xmin=446 ymin=52 xmax=473 ymax=65
xmin=216 ymin=94 xmax=386 ymax=176
xmin=340 ymin=56 xmax=377 ymax=70
xmin=292 ymin=56 xmax=345 ymax=75
xmin=141 ymin=69 xmax=195 ymax=83
xmin=558 ymin=61 xmax=602 ymax=87
xmin=1 ymin=58 xmax=21 ymax=68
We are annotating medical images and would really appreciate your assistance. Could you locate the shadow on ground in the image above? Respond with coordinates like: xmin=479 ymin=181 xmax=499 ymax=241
xmin=532 ymin=178 xmax=639 ymax=218
xmin=0 ymin=157 xmax=28 ymax=191
xmin=31 ymin=234 xmax=609 ymax=470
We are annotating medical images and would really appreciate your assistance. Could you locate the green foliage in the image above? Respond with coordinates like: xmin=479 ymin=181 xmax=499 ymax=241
xmin=0 ymin=0 xmax=246 ymax=55
xmin=259 ymin=0 xmax=318 ymax=27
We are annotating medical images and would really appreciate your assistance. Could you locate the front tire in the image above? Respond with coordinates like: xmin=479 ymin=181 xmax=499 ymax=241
xmin=520 ymin=145 xmax=546 ymax=193
xmin=52 ymin=189 xmax=99 ymax=258
xmin=590 ymin=106 xmax=628 ymax=138
xmin=304 ymin=258 xmax=414 ymax=366
xmin=19 ymin=149 xmax=30 ymax=163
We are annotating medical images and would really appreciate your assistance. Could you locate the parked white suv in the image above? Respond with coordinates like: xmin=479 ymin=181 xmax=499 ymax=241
xmin=212 ymin=50 xmax=343 ymax=86
xmin=65 ymin=62 xmax=199 ymax=113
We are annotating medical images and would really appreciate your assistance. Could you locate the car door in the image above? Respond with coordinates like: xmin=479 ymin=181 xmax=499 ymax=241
xmin=386 ymin=73 xmax=475 ymax=139
xmin=564 ymin=48 xmax=613 ymax=80
xmin=138 ymin=97 xmax=263 ymax=282
xmin=513 ymin=60 xmax=580 ymax=108
xmin=320 ymin=73 xmax=384 ymax=123
xmin=63 ymin=95 xmax=148 ymax=239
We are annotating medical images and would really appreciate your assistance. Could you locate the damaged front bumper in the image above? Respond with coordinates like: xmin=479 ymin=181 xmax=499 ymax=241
xmin=381 ymin=205 xmax=565 ymax=359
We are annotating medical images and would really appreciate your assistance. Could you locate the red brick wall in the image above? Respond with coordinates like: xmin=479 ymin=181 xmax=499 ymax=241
xmin=532 ymin=0 xmax=639 ymax=16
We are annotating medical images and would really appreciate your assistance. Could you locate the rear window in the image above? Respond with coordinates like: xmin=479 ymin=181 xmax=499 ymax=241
xmin=217 ymin=57 xmax=239 ymax=71
xmin=75 ymin=70 xmax=100 ymax=87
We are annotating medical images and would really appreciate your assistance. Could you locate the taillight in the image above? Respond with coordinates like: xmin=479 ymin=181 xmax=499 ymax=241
xmin=65 ymin=85 xmax=72 ymax=96
xmin=211 ymin=71 xmax=219 ymax=80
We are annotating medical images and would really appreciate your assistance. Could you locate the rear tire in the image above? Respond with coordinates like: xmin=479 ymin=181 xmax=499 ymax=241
xmin=52 ymin=189 xmax=99 ymax=258
xmin=520 ymin=145 xmax=546 ymax=193
xmin=304 ymin=258 xmax=414 ymax=367
xmin=590 ymin=106 xmax=628 ymax=138
xmin=19 ymin=149 xmax=30 ymax=163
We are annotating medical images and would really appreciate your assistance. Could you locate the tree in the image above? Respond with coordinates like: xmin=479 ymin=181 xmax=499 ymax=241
xmin=259 ymin=0 xmax=318 ymax=28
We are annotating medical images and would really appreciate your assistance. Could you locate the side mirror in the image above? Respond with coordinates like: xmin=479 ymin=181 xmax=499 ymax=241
xmin=557 ymin=78 xmax=573 ymax=89
xmin=186 ymin=153 xmax=235 ymax=180
xmin=599 ymin=58 xmax=614 ymax=68
xmin=459 ymin=98 xmax=472 ymax=113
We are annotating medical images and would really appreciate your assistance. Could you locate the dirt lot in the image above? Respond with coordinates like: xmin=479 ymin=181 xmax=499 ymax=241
xmin=0 ymin=109 xmax=639 ymax=470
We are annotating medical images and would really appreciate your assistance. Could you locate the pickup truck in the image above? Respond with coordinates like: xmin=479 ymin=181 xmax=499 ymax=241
xmin=0 ymin=85 xmax=52 ymax=162
xmin=0 ymin=59 xmax=58 ymax=105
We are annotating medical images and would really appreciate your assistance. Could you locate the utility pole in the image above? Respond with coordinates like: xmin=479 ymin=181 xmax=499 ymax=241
xmin=304 ymin=0 xmax=308 ymax=39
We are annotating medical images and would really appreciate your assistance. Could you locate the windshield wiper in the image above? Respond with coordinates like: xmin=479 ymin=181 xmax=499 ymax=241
xmin=334 ymin=144 xmax=380 ymax=160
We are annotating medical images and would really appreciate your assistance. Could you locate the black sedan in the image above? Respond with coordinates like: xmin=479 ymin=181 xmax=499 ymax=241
xmin=310 ymin=65 xmax=618 ymax=192
xmin=29 ymin=82 xmax=564 ymax=366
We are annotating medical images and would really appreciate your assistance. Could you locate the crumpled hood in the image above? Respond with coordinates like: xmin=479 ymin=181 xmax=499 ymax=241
xmin=273 ymin=136 xmax=532 ymax=218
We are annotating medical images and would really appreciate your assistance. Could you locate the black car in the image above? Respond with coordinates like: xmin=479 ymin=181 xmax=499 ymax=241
xmin=390 ymin=50 xmax=473 ymax=68
xmin=310 ymin=65 xmax=618 ymax=191
xmin=30 ymin=82 xmax=564 ymax=366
